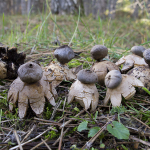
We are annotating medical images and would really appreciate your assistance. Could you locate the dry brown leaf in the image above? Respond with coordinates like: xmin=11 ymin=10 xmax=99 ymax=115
xmin=104 ymin=74 xmax=144 ymax=107
xmin=68 ymin=80 xmax=99 ymax=111
xmin=115 ymin=54 xmax=147 ymax=72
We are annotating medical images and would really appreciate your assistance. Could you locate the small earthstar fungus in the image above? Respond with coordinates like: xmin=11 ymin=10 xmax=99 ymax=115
xmin=127 ymin=48 xmax=150 ymax=92
xmin=91 ymin=45 xmax=119 ymax=86
xmin=8 ymin=62 xmax=56 ymax=118
xmin=43 ymin=45 xmax=76 ymax=91
xmin=104 ymin=70 xmax=144 ymax=107
xmin=116 ymin=46 xmax=147 ymax=72
xmin=68 ymin=69 xmax=99 ymax=111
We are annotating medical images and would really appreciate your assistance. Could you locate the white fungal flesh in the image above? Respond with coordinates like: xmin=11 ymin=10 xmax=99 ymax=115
xmin=68 ymin=80 xmax=99 ymax=111
xmin=104 ymin=74 xmax=144 ymax=107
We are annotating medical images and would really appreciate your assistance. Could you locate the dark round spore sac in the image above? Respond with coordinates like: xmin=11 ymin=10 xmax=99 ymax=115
xmin=54 ymin=45 xmax=75 ymax=64
xmin=143 ymin=49 xmax=150 ymax=66
xmin=131 ymin=46 xmax=145 ymax=57
xmin=18 ymin=62 xmax=43 ymax=84
xmin=105 ymin=70 xmax=122 ymax=89
xmin=90 ymin=45 xmax=108 ymax=61
xmin=77 ymin=69 xmax=98 ymax=84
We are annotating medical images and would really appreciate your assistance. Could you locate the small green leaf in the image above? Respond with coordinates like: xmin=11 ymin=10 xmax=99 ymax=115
xmin=77 ymin=121 xmax=89 ymax=132
xmin=142 ymin=87 xmax=150 ymax=95
xmin=107 ymin=121 xmax=130 ymax=139
xmin=100 ymin=143 xmax=105 ymax=148
xmin=74 ymin=107 xmax=80 ymax=112
xmin=88 ymin=127 xmax=100 ymax=138
xmin=94 ymin=111 xmax=98 ymax=121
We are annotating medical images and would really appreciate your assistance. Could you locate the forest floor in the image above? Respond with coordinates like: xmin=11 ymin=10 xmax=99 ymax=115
xmin=0 ymin=13 xmax=150 ymax=150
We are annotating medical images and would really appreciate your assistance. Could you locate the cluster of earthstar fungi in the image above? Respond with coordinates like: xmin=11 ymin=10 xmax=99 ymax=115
xmin=6 ymin=44 xmax=150 ymax=118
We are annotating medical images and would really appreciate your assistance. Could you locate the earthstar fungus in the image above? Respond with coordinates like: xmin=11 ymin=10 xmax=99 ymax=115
xmin=116 ymin=46 xmax=147 ymax=72
xmin=8 ymin=62 xmax=56 ymax=118
xmin=43 ymin=45 xmax=76 ymax=93
xmin=104 ymin=70 xmax=144 ymax=107
xmin=127 ymin=49 xmax=150 ymax=92
xmin=68 ymin=69 xmax=99 ymax=111
xmin=90 ymin=45 xmax=119 ymax=86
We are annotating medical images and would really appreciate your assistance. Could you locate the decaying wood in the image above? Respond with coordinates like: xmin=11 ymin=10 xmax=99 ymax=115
xmin=0 ymin=46 xmax=26 ymax=79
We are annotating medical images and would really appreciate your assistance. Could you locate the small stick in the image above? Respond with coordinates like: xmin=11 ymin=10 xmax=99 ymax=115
xmin=59 ymin=110 xmax=85 ymax=129
xmin=58 ymin=97 xmax=67 ymax=150
xmin=58 ymin=126 xmax=64 ymax=150
xmin=21 ymin=124 xmax=36 ymax=143
xmin=41 ymin=138 xmax=52 ymax=150
xmin=31 ymin=138 xmax=49 ymax=150
xmin=1 ymin=119 xmax=23 ymax=123
xmin=10 ymin=127 xmax=54 ymax=150
xmin=131 ymin=116 xmax=150 ymax=130
xmin=34 ymin=117 xmax=61 ymax=127
xmin=130 ymin=135 xmax=150 ymax=147
xmin=53 ymin=128 xmax=69 ymax=146
xmin=50 ymin=100 xmax=62 ymax=120
xmin=13 ymin=130 xmax=23 ymax=150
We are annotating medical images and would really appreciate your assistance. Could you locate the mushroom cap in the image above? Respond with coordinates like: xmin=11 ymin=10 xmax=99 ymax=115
xmin=90 ymin=45 xmax=108 ymax=61
xmin=143 ymin=49 xmax=150 ymax=66
xmin=131 ymin=46 xmax=145 ymax=57
xmin=77 ymin=69 xmax=98 ymax=84
xmin=18 ymin=62 xmax=43 ymax=84
xmin=92 ymin=61 xmax=119 ymax=86
xmin=54 ymin=45 xmax=75 ymax=64
xmin=105 ymin=70 xmax=122 ymax=89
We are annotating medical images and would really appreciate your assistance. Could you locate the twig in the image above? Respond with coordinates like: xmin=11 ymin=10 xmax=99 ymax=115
xmin=31 ymin=138 xmax=49 ymax=150
xmin=21 ymin=124 xmax=36 ymax=143
xmin=53 ymin=128 xmax=70 ymax=146
xmin=41 ymin=138 xmax=52 ymax=150
xmin=58 ymin=97 xmax=67 ymax=150
xmin=50 ymin=100 xmax=62 ymax=120
xmin=10 ymin=127 xmax=54 ymax=150
xmin=58 ymin=126 xmax=64 ymax=150
xmin=59 ymin=110 xmax=85 ymax=129
xmin=34 ymin=117 xmax=61 ymax=127
xmin=13 ymin=130 xmax=23 ymax=150
xmin=81 ymin=115 xmax=116 ymax=149
xmin=130 ymin=135 xmax=150 ymax=147
xmin=131 ymin=116 xmax=150 ymax=130
xmin=1 ymin=119 xmax=23 ymax=123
